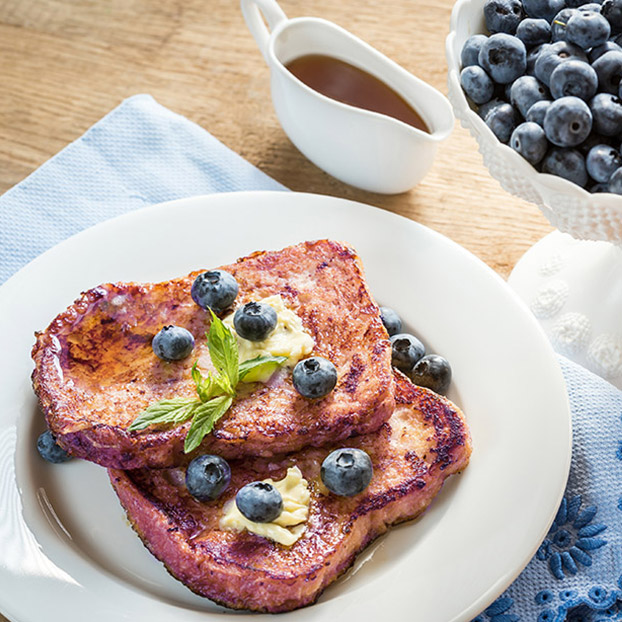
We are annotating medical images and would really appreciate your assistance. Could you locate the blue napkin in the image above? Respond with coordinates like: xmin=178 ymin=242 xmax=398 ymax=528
xmin=1 ymin=94 xmax=621 ymax=622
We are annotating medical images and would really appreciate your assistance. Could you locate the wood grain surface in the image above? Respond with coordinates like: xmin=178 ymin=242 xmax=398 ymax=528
xmin=0 ymin=1 xmax=552 ymax=620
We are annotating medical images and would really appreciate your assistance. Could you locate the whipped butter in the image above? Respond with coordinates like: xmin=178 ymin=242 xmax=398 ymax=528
xmin=220 ymin=466 xmax=310 ymax=546
xmin=223 ymin=295 xmax=314 ymax=382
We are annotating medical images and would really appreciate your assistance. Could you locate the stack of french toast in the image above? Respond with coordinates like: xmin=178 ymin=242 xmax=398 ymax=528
xmin=31 ymin=239 xmax=471 ymax=613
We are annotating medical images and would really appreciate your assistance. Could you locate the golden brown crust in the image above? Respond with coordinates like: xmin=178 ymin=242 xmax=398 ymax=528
xmin=32 ymin=240 xmax=395 ymax=468
xmin=109 ymin=372 xmax=471 ymax=613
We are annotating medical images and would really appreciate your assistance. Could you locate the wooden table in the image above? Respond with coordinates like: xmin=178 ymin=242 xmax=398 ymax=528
xmin=0 ymin=1 xmax=552 ymax=620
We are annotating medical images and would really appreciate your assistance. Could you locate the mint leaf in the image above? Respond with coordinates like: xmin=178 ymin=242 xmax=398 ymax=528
xmin=207 ymin=310 xmax=239 ymax=390
xmin=184 ymin=395 xmax=233 ymax=453
xmin=239 ymin=354 xmax=288 ymax=382
xmin=128 ymin=398 xmax=200 ymax=432
xmin=191 ymin=362 xmax=221 ymax=402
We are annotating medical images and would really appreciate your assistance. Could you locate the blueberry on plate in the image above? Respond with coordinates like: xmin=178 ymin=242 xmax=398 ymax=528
xmin=233 ymin=301 xmax=277 ymax=342
xmin=191 ymin=269 xmax=238 ymax=313
xmin=321 ymin=448 xmax=373 ymax=497
xmin=589 ymin=92 xmax=622 ymax=135
xmin=592 ymin=51 xmax=622 ymax=93
xmin=292 ymin=356 xmax=338 ymax=398
xmin=542 ymin=148 xmax=589 ymax=187
xmin=565 ymin=11 xmax=611 ymax=49
xmin=485 ymin=102 xmax=520 ymax=143
xmin=510 ymin=75 xmax=549 ymax=117
xmin=484 ymin=0 xmax=524 ymax=34
xmin=510 ymin=122 xmax=549 ymax=164
xmin=543 ymin=96 xmax=593 ymax=147
xmin=549 ymin=60 xmax=598 ymax=101
xmin=186 ymin=454 xmax=231 ymax=501
xmin=516 ymin=18 xmax=551 ymax=47
xmin=409 ymin=354 xmax=453 ymax=395
xmin=461 ymin=34 xmax=488 ymax=67
xmin=236 ymin=481 xmax=283 ymax=523
xmin=526 ymin=100 xmax=552 ymax=125
xmin=478 ymin=33 xmax=527 ymax=84
xmin=37 ymin=430 xmax=72 ymax=463
xmin=152 ymin=325 xmax=194 ymax=361
xmin=460 ymin=66 xmax=495 ymax=104
xmin=379 ymin=307 xmax=402 ymax=336
xmin=390 ymin=333 xmax=425 ymax=374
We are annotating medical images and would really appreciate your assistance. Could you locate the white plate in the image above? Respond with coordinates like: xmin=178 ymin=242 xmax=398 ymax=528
xmin=0 ymin=191 xmax=570 ymax=622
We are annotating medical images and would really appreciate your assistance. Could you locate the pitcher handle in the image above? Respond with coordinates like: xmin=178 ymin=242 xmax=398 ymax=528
xmin=241 ymin=0 xmax=287 ymax=64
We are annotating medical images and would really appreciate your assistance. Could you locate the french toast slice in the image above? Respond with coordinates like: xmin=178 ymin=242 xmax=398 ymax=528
xmin=109 ymin=373 xmax=471 ymax=613
xmin=31 ymin=240 xmax=395 ymax=469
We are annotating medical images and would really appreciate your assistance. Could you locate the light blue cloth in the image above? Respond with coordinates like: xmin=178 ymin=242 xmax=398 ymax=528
xmin=1 ymin=94 xmax=621 ymax=622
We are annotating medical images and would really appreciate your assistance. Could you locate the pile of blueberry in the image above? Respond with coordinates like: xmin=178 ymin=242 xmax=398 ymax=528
xmin=460 ymin=0 xmax=622 ymax=192
xmin=380 ymin=307 xmax=452 ymax=395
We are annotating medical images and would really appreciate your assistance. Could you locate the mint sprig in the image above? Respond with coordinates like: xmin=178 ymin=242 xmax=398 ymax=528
xmin=128 ymin=312 xmax=287 ymax=453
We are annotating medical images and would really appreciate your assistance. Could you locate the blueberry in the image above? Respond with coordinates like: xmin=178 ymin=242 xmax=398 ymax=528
xmin=543 ymin=96 xmax=592 ymax=146
xmin=608 ymin=166 xmax=622 ymax=191
xmin=549 ymin=60 xmax=598 ymax=100
xmin=592 ymin=50 xmax=622 ymax=93
xmin=379 ymin=307 xmax=402 ymax=336
xmin=236 ymin=481 xmax=283 ymax=523
xmin=233 ymin=302 xmax=277 ymax=342
xmin=479 ymin=33 xmax=527 ymax=84
xmin=485 ymin=102 xmax=520 ymax=141
xmin=602 ymin=0 xmax=622 ymax=34
xmin=580 ymin=2 xmax=605 ymax=10
xmin=522 ymin=0 xmax=565 ymax=20
xmin=589 ymin=181 xmax=610 ymax=192
xmin=586 ymin=143 xmax=622 ymax=181
xmin=551 ymin=8 xmax=578 ymax=41
xmin=478 ymin=97 xmax=506 ymax=119
xmin=578 ymin=131 xmax=616 ymax=154
xmin=409 ymin=354 xmax=453 ymax=395
xmin=320 ymin=448 xmax=373 ymax=497
xmin=589 ymin=41 xmax=622 ymax=63
xmin=292 ymin=356 xmax=338 ymax=398
xmin=526 ymin=99 xmax=552 ymax=124
xmin=542 ymin=148 xmax=589 ymax=186
xmin=589 ymin=92 xmax=622 ymax=134
xmin=185 ymin=454 xmax=231 ymax=501
xmin=390 ymin=333 xmax=425 ymax=373
xmin=484 ymin=0 xmax=525 ymax=33
xmin=37 ymin=430 xmax=72 ymax=463
xmin=526 ymin=44 xmax=548 ymax=75
xmin=461 ymin=34 xmax=488 ymax=67
xmin=510 ymin=75 xmax=550 ymax=116
xmin=510 ymin=122 xmax=549 ymax=163
xmin=565 ymin=11 xmax=611 ymax=48
xmin=460 ymin=66 xmax=495 ymax=104
xmin=191 ymin=269 xmax=238 ymax=313
xmin=534 ymin=41 xmax=588 ymax=86
xmin=517 ymin=18 xmax=552 ymax=46
xmin=152 ymin=325 xmax=195 ymax=361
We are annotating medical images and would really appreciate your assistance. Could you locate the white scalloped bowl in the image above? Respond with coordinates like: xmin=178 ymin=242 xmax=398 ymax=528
xmin=446 ymin=0 xmax=622 ymax=243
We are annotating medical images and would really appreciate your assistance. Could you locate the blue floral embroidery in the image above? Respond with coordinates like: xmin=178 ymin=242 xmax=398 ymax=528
xmin=471 ymin=596 xmax=519 ymax=622
xmin=537 ymin=495 xmax=608 ymax=579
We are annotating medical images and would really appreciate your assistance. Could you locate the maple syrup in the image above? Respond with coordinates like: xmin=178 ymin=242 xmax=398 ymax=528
xmin=285 ymin=54 xmax=430 ymax=133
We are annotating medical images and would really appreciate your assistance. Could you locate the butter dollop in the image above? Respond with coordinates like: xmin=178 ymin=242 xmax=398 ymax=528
xmin=220 ymin=466 xmax=310 ymax=546
xmin=223 ymin=295 xmax=314 ymax=382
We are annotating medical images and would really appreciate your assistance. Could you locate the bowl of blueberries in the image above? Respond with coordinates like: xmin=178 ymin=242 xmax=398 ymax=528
xmin=446 ymin=0 xmax=622 ymax=242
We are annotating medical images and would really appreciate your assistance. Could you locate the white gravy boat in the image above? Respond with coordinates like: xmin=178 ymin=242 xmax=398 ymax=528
xmin=241 ymin=0 xmax=454 ymax=194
